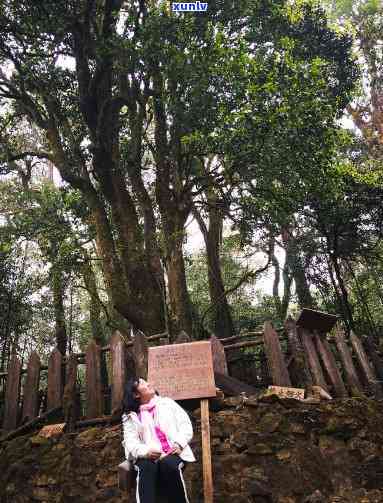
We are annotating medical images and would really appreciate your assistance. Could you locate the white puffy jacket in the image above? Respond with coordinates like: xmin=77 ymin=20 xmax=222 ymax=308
xmin=122 ymin=396 xmax=196 ymax=463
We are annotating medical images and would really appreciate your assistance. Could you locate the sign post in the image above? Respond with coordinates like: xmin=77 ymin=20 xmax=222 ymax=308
xmin=201 ymin=398 xmax=213 ymax=503
xmin=148 ymin=341 xmax=216 ymax=503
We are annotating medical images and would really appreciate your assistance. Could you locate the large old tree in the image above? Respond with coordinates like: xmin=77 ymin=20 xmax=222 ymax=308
xmin=0 ymin=0 xmax=357 ymax=336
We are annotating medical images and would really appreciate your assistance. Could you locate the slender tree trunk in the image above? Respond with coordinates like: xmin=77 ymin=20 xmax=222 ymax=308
xmin=128 ymin=163 xmax=165 ymax=283
xmin=91 ymin=235 xmax=131 ymax=336
xmin=51 ymin=265 xmax=67 ymax=355
xmin=270 ymin=236 xmax=293 ymax=321
xmin=294 ymin=264 xmax=314 ymax=308
xmin=82 ymin=253 xmax=104 ymax=345
xmin=166 ymin=231 xmax=193 ymax=336
xmin=81 ymin=251 xmax=110 ymax=399
xmin=327 ymin=257 xmax=350 ymax=329
xmin=281 ymin=227 xmax=314 ymax=309
xmin=68 ymin=284 xmax=73 ymax=354
xmin=281 ymin=262 xmax=293 ymax=321
xmin=329 ymin=254 xmax=355 ymax=331
xmin=158 ymin=204 xmax=193 ymax=336
xmin=271 ymin=238 xmax=282 ymax=318
xmin=193 ymin=197 xmax=235 ymax=338
xmin=1 ymin=293 xmax=13 ymax=371
xmin=206 ymin=216 xmax=234 ymax=338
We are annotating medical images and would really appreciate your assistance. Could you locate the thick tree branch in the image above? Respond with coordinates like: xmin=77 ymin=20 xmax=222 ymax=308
xmin=5 ymin=151 xmax=52 ymax=162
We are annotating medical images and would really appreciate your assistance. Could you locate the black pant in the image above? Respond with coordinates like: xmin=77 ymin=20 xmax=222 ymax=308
xmin=134 ymin=455 xmax=189 ymax=503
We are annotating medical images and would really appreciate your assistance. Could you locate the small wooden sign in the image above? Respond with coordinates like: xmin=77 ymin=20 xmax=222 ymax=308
xmin=296 ymin=308 xmax=338 ymax=333
xmin=265 ymin=385 xmax=305 ymax=400
xmin=147 ymin=341 xmax=216 ymax=400
xmin=38 ymin=423 xmax=66 ymax=438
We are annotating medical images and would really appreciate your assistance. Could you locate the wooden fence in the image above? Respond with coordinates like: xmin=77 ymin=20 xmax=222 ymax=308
xmin=1 ymin=316 xmax=383 ymax=437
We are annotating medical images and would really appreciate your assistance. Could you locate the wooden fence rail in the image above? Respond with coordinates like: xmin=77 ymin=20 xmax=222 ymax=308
xmin=1 ymin=318 xmax=383 ymax=435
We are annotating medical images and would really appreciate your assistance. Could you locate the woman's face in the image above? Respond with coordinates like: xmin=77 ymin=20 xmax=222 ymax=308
xmin=134 ymin=378 xmax=156 ymax=403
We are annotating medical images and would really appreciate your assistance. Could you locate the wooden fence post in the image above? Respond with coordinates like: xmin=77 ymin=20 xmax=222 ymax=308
xmin=47 ymin=348 xmax=63 ymax=410
xmin=86 ymin=340 xmax=103 ymax=418
xmin=284 ymin=317 xmax=312 ymax=388
xmin=63 ymin=353 xmax=78 ymax=431
xmin=350 ymin=332 xmax=383 ymax=398
xmin=110 ymin=332 xmax=126 ymax=415
xmin=334 ymin=327 xmax=364 ymax=396
xmin=300 ymin=330 xmax=329 ymax=393
xmin=364 ymin=336 xmax=383 ymax=381
xmin=263 ymin=321 xmax=291 ymax=386
xmin=210 ymin=335 xmax=228 ymax=376
xmin=314 ymin=334 xmax=347 ymax=398
xmin=2 ymin=355 xmax=22 ymax=431
xmin=22 ymin=351 xmax=41 ymax=423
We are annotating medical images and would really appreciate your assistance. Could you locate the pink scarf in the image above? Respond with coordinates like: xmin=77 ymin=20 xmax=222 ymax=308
xmin=139 ymin=396 xmax=172 ymax=454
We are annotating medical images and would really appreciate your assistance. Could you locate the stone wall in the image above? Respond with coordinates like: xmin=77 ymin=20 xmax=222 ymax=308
xmin=1 ymin=396 xmax=383 ymax=502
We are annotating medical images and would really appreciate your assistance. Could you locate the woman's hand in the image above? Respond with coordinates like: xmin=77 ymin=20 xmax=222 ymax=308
xmin=147 ymin=448 xmax=162 ymax=460
xmin=170 ymin=443 xmax=182 ymax=455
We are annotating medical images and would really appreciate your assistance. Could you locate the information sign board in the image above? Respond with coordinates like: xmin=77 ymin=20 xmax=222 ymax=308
xmin=147 ymin=341 xmax=216 ymax=400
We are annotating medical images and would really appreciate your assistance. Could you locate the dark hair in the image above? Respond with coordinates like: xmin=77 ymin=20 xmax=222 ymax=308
xmin=122 ymin=377 xmax=140 ymax=414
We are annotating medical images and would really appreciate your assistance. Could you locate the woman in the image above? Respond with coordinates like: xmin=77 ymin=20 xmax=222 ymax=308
xmin=121 ymin=377 xmax=195 ymax=503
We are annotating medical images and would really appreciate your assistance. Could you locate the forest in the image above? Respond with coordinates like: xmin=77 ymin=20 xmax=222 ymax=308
xmin=0 ymin=0 xmax=382 ymax=375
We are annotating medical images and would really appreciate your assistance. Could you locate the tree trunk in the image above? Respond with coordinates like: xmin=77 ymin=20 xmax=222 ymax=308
xmin=294 ymin=263 xmax=315 ymax=308
xmin=193 ymin=199 xmax=234 ymax=338
xmin=128 ymin=163 xmax=165 ymax=284
xmin=127 ymin=163 xmax=168 ymax=332
xmin=1 ymin=292 xmax=13 ymax=371
xmin=82 ymin=253 xmax=104 ymax=345
xmin=81 ymin=252 xmax=109 ymax=390
xmin=100 ymin=169 xmax=166 ymax=334
xmin=88 ymin=192 xmax=165 ymax=334
xmin=281 ymin=227 xmax=315 ymax=309
xmin=281 ymin=260 xmax=293 ymax=321
xmin=329 ymin=254 xmax=355 ymax=332
xmin=152 ymin=70 xmax=193 ymax=337
xmin=165 ymin=221 xmax=193 ymax=336
xmin=206 ymin=220 xmax=235 ymax=338
xmin=270 ymin=238 xmax=282 ymax=319
xmin=51 ymin=265 xmax=67 ymax=356
xmin=270 ymin=236 xmax=293 ymax=322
